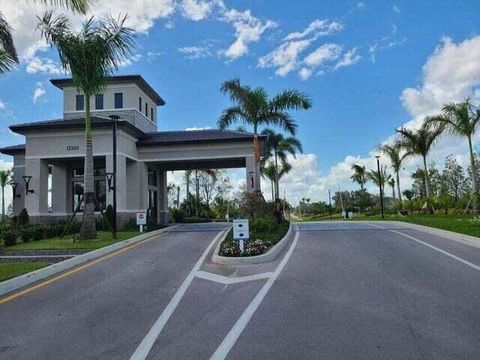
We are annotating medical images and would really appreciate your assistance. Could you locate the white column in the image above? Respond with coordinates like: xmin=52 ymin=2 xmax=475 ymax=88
xmin=138 ymin=162 xmax=149 ymax=211
xmin=24 ymin=158 xmax=49 ymax=217
xmin=245 ymin=156 xmax=256 ymax=193
xmin=51 ymin=164 xmax=68 ymax=215
xmin=106 ymin=154 xmax=127 ymax=211
xmin=157 ymin=168 xmax=169 ymax=225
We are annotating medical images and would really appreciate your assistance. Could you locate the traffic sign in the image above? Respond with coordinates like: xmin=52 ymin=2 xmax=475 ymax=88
xmin=233 ymin=219 xmax=249 ymax=241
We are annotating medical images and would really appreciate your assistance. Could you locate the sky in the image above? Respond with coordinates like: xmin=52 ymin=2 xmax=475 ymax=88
xmin=0 ymin=0 xmax=479 ymax=206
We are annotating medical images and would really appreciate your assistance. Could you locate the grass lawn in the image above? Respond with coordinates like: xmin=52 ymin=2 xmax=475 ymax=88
xmin=6 ymin=231 xmax=141 ymax=250
xmin=0 ymin=262 xmax=49 ymax=282
xmin=299 ymin=213 xmax=479 ymax=238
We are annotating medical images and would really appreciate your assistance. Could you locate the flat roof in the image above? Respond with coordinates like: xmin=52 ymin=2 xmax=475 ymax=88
xmin=0 ymin=144 xmax=25 ymax=155
xmin=50 ymin=75 xmax=166 ymax=106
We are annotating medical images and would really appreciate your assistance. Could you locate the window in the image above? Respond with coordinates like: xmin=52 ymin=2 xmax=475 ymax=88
xmin=114 ymin=93 xmax=123 ymax=109
xmin=76 ymin=95 xmax=84 ymax=111
xmin=145 ymin=102 xmax=148 ymax=117
xmin=151 ymin=108 xmax=154 ymax=121
xmin=148 ymin=169 xmax=157 ymax=186
xmin=95 ymin=94 xmax=104 ymax=110
xmin=72 ymin=166 xmax=107 ymax=212
xmin=139 ymin=97 xmax=142 ymax=112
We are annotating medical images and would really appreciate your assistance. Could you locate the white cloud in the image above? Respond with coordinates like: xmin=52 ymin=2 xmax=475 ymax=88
xmin=25 ymin=56 xmax=62 ymax=75
xmin=303 ymin=43 xmax=342 ymax=67
xmin=298 ymin=67 xmax=312 ymax=81
xmin=258 ymin=39 xmax=311 ymax=76
xmin=393 ymin=5 xmax=400 ymax=13
xmin=356 ymin=2 xmax=366 ymax=10
xmin=283 ymin=19 xmax=343 ymax=41
xmin=220 ymin=8 xmax=276 ymax=60
xmin=333 ymin=48 xmax=361 ymax=70
xmin=178 ymin=46 xmax=212 ymax=59
xmin=118 ymin=53 xmax=143 ymax=68
xmin=33 ymin=82 xmax=46 ymax=103
xmin=182 ymin=0 xmax=214 ymax=21
xmin=0 ymin=99 xmax=6 ymax=110
xmin=185 ymin=126 xmax=212 ymax=131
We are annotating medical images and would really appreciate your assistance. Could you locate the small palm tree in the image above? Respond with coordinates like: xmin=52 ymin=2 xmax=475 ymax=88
xmin=0 ymin=1 xmax=89 ymax=73
xmin=388 ymin=177 xmax=396 ymax=200
xmin=0 ymin=169 xmax=11 ymax=220
xmin=396 ymin=121 xmax=445 ymax=204
xmin=378 ymin=142 xmax=407 ymax=202
xmin=426 ymin=99 xmax=480 ymax=212
xmin=218 ymin=79 xmax=311 ymax=193
xmin=261 ymin=128 xmax=302 ymax=201
xmin=38 ymin=12 xmax=135 ymax=239
xmin=351 ymin=164 xmax=367 ymax=192
xmin=261 ymin=163 xmax=276 ymax=202
xmin=367 ymin=166 xmax=391 ymax=189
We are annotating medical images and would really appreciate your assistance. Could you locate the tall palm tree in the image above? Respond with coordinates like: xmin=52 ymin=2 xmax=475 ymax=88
xmin=379 ymin=142 xmax=407 ymax=202
xmin=218 ymin=79 xmax=311 ymax=193
xmin=0 ymin=169 xmax=11 ymax=220
xmin=38 ymin=12 xmax=135 ymax=239
xmin=350 ymin=164 xmax=367 ymax=192
xmin=426 ymin=99 xmax=480 ymax=212
xmin=0 ymin=1 xmax=89 ymax=73
xmin=388 ymin=177 xmax=396 ymax=200
xmin=261 ymin=163 xmax=276 ymax=202
xmin=396 ymin=121 xmax=445 ymax=205
xmin=261 ymin=128 xmax=302 ymax=201
xmin=367 ymin=166 xmax=391 ymax=189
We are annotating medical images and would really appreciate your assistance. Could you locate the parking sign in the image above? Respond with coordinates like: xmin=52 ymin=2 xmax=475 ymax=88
xmin=233 ymin=219 xmax=249 ymax=241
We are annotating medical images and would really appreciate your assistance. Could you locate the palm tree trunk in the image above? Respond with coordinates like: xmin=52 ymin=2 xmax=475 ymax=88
xmin=80 ymin=94 xmax=97 ymax=240
xmin=422 ymin=155 xmax=433 ymax=214
xmin=271 ymin=180 xmax=274 ymax=202
xmin=396 ymin=171 xmax=402 ymax=202
xmin=274 ymin=152 xmax=279 ymax=202
xmin=1 ymin=185 xmax=4 ymax=220
xmin=468 ymin=136 xmax=479 ymax=213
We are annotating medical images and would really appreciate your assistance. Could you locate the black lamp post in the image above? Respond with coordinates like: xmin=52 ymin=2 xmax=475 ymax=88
xmin=109 ymin=115 xmax=119 ymax=239
xmin=10 ymin=182 xmax=21 ymax=198
xmin=328 ymin=188 xmax=332 ymax=219
xmin=375 ymin=155 xmax=385 ymax=219
xmin=22 ymin=176 xmax=34 ymax=195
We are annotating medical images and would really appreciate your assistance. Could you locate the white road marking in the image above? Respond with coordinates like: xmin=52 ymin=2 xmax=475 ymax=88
xmin=195 ymin=270 xmax=273 ymax=284
xmin=368 ymin=223 xmax=480 ymax=271
xmin=210 ymin=227 xmax=300 ymax=360
xmin=129 ymin=230 xmax=227 ymax=360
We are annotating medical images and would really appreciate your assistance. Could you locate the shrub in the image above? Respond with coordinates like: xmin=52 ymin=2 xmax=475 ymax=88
xmin=170 ymin=208 xmax=185 ymax=223
xmin=17 ymin=208 xmax=29 ymax=227
xmin=45 ymin=226 xmax=58 ymax=239
xmin=21 ymin=229 xmax=33 ymax=243
xmin=122 ymin=218 xmax=138 ymax=231
xmin=3 ymin=231 xmax=17 ymax=247
xmin=33 ymin=226 xmax=45 ymax=241
xmin=250 ymin=216 xmax=277 ymax=233
xmin=105 ymin=205 xmax=114 ymax=229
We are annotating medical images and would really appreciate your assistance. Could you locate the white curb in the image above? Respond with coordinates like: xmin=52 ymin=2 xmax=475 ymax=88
xmin=211 ymin=223 xmax=294 ymax=265
xmin=0 ymin=226 xmax=177 ymax=297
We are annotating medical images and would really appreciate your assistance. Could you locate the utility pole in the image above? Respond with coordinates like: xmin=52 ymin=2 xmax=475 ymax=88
xmin=328 ymin=189 xmax=332 ymax=219
xmin=195 ymin=170 xmax=199 ymax=217
xmin=109 ymin=115 xmax=119 ymax=239
xmin=376 ymin=155 xmax=385 ymax=219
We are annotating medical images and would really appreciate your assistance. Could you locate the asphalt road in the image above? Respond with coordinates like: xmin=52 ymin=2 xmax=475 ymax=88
xmin=1 ymin=221 xmax=479 ymax=359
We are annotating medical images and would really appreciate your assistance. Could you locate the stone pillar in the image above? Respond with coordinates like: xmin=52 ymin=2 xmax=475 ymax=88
xmin=51 ymin=164 xmax=68 ymax=215
xmin=106 ymin=154 xmax=127 ymax=211
xmin=12 ymin=154 xmax=25 ymax=215
xmin=158 ymin=168 xmax=169 ymax=225
xmin=138 ymin=162 xmax=149 ymax=211
xmin=24 ymin=158 xmax=49 ymax=218
xmin=245 ymin=156 xmax=256 ymax=193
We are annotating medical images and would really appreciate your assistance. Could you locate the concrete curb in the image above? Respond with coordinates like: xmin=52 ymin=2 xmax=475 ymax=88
xmin=211 ymin=223 xmax=294 ymax=265
xmin=0 ymin=226 xmax=176 ymax=297
xmin=381 ymin=220 xmax=480 ymax=249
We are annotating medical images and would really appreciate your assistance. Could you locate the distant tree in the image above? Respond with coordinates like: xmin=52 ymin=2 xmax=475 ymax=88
xmin=367 ymin=165 xmax=391 ymax=189
xmin=387 ymin=177 xmax=396 ymax=200
xmin=198 ymin=170 xmax=220 ymax=207
xmin=350 ymin=164 xmax=367 ymax=192
xmin=403 ymin=189 xmax=414 ymax=201
xmin=379 ymin=142 xmax=407 ymax=201
xmin=261 ymin=163 xmax=276 ymax=202
xmin=0 ymin=169 xmax=11 ymax=220
xmin=442 ymin=155 xmax=469 ymax=201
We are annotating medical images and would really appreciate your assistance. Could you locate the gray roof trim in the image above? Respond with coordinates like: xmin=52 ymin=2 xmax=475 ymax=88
xmin=0 ymin=144 xmax=25 ymax=155
xmin=50 ymin=75 xmax=166 ymax=106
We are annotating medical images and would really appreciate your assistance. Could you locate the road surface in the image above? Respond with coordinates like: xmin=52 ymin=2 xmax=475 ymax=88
xmin=1 ymin=222 xmax=479 ymax=359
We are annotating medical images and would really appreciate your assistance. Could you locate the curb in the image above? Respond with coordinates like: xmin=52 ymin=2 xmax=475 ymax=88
xmin=383 ymin=220 xmax=480 ymax=249
xmin=211 ymin=223 xmax=294 ymax=266
xmin=0 ymin=226 xmax=176 ymax=297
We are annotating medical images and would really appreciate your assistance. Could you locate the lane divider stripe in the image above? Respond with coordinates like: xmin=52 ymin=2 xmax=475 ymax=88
xmin=195 ymin=270 xmax=273 ymax=284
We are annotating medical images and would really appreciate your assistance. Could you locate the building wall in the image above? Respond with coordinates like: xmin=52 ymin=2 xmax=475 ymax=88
xmin=63 ymin=83 xmax=158 ymax=132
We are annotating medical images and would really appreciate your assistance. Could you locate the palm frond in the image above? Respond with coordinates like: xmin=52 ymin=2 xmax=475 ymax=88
xmin=270 ymin=89 xmax=312 ymax=111
xmin=218 ymin=106 xmax=248 ymax=129
xmin=35 ymin=0 xmax=91 ymax=14
xmin=0 ymin=12 xmax=18 ymax=64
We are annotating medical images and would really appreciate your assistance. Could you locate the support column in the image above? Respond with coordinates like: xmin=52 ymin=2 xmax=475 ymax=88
xmin=138 ymin=162 xmax=149 ymax=211
xmin=12 ymin=154 xmax=25 ymax=215
xmin=24 ymin=158 xmax=49 ymax=219
xmin=106 ymin=154 xmax=127 ymax=212
xmin=51 ymin=163 xmax=68 ymax=215
xmin=158 ymin=168 xmax=169 ymax=225
xmin=245 ymin=156 xmax=256 ymax=193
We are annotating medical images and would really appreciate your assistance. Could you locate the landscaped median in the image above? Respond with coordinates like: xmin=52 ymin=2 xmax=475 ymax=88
xmin=212 ymin=217 xmax=293 ymax=265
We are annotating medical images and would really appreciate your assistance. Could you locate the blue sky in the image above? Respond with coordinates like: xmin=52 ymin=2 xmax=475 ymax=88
xmin=0 ymin=0 xmax=479 ymax=203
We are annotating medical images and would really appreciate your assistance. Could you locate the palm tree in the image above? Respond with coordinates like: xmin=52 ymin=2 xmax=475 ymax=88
xmin=388 ymin=177 xmax=396 ymax=200
xmin=379 ymin=142 xmax=407 ymax=202
xmin=261 ymin=128 xmax=302 ymax=201
xmin=218 ymin=79 xmax=311 ymax=193
xmin=426 ymin=99 xmax=480 ymax=212
xmin=350 ymin=164 xmax=367 ymax=192
xmin=396 ymin=121 xmax=445 ymax=206
xmin=0 ymin=1 xmax=89 ymax=73
xmin=367 ymin=166 xmax=391 ymax=189
xmin=38 ymin=12 xmax=135 ymax=239
xmin=0 ymin=169 xmax=11 ymax=220
xmin=261 ymin=163 xmax=276 ymax=202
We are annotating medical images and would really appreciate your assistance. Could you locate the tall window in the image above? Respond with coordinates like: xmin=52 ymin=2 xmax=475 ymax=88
xmin=148 ymin=169 xmax=157 ymax=186
xmin=138 ymin=96 xmax=142 ymax=112
xmin=145 ymin=102 xmax=148 ymax=117
xmin=151 ymin=108 xmax=154 ymax=121
xmin=71 ymin=166 xmax=106 ymax=212
xmin=95 ymin=94 xmax=104 ymax=110
xmin=76 ymin=95 xmax=84 ymax=111
xmin=114 ymin=93 xmax=123 ymax=109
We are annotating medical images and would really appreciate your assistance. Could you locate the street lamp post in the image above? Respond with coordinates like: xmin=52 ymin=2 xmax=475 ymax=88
xmin=109 ymin=115 xmax=119 ymax=239
xmin=376 ymin=155 xmax=385 ymax=219
xmin=328 ymin=189 xmax=332 ymax=219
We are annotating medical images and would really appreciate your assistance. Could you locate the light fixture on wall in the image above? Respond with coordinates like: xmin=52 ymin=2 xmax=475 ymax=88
xmin=10 ymin=182 xmax=21 ymax=198
xmin=105 ymin=172 xmax=115 ymax=192
xmin=249 ymin=171 xmax=254 ymax=188
xmin=22 ymin=176 xmax=34 ymax=195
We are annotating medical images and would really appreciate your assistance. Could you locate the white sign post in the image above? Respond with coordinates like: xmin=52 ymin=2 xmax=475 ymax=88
xmin=136 ymin=212 xmax=147 ymax=232
xmin=233 ymin=219 xmax=249 ymax=254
